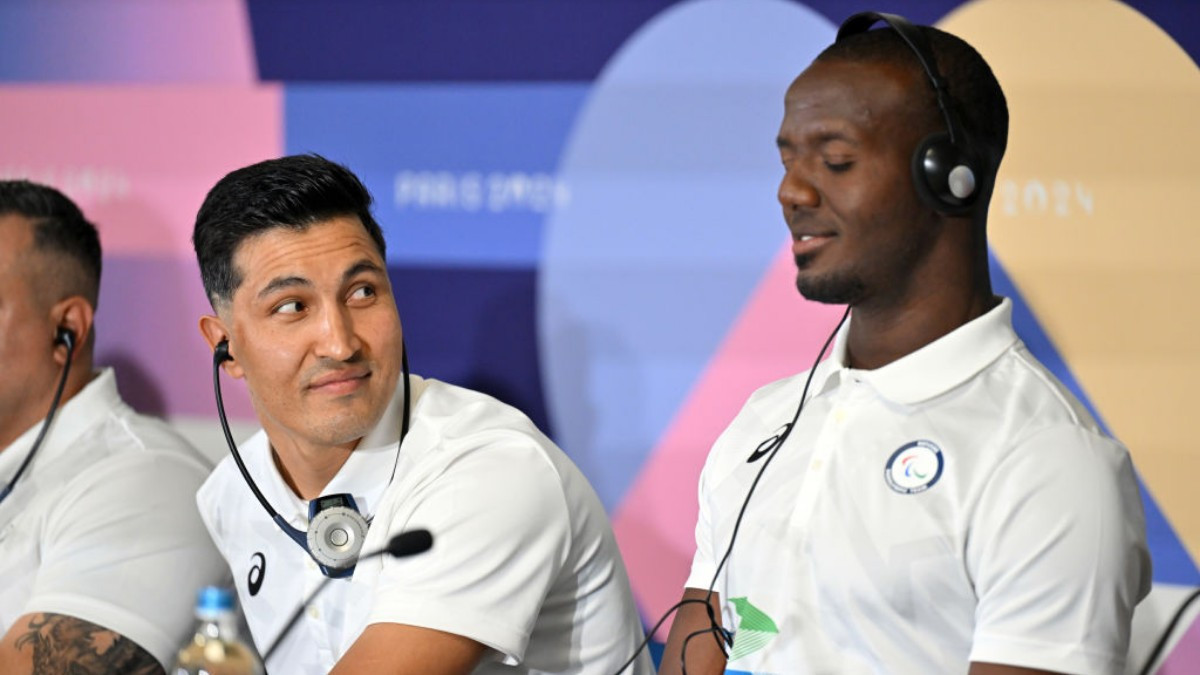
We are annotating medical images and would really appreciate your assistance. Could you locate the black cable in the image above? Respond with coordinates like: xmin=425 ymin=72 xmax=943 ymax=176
xmin=680 ymin=626 xmax=724 ymax=675
xmin=688 ymin=305 xmax=850 ymax=665
xmin=1139 ymin=586 xmax=1200 ymax=675
xmin=606 ymin=307 xmax=850 ymax=674
xmin=0 ymin=335 xmax=75 ymax=505
xmin=213 ymin=345 xmax=279 ymax=520
xmin=212 ymin=340 xmax=415 ymax=543
xmin=608 ymin=598 xmax=711 ymax=675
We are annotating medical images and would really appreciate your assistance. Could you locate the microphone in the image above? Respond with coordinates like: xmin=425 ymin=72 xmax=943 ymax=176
xmin=260 ymin=529 xmax=434 ymax=663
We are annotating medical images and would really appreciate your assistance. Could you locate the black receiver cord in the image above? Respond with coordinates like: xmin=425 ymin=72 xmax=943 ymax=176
xmin=212 ymin=341 xmax=414 ymax=545
xmin=1139 ymin=586 xmax=1200 ymax=675
xmin=0 ymin=329 xmax=76 ymax=505
xmin=608 ymin=306 xmax=850 ymax=675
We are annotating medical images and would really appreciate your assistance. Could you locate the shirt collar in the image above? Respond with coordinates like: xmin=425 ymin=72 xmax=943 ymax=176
xmin=815 ymin=297 xmax=1018 ymax=405
xmin=0 ymin=368 xmax=121 ymax=479
xmin=240 ymin=374 xmax=424 ymax=525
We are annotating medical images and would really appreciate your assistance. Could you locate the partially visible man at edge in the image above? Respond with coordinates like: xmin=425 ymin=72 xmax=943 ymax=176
xmin=0 ymin=180 xmax=227 ymax=674
xmin=661 ymin=14 xmax=1150 ymax=675
xmin=191 ymin=154 xmax=651 ymax=674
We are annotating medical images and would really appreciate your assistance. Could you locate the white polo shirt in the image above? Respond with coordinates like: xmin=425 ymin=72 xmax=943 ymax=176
xmin=198 ymin=374 xmax=651 ymax=675
xmin=686 ymin=298 xmax=1151 ymax=675
xmin=0 ymin=368 xmax=227 ymax=669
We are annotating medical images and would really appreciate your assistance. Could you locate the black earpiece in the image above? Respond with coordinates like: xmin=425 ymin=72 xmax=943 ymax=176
xmin=215 ymin=339 xmax=233 ymax=364
xmin=2 ymin=326 xmax=77 ymax=505
xmin=55 ymin=326 xmax=76 ymax=352
xmin=837 ymin=11 xmax=981 ymax=216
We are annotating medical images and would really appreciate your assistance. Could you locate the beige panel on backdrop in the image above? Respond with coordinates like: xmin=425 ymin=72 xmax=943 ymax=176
xmin=941 ymin=0 xmax=1200 ymax=562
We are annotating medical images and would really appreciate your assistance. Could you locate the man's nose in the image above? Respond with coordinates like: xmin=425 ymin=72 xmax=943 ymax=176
xmin=315 ymin=305 xmax=362 ymax=361
xmin=778 ymin=167 xmax=820 ymax=213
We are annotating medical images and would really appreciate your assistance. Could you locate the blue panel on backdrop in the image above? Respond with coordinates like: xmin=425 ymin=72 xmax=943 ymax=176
xmin=285 ymin=84 xmax=588 ymax=268
xmin=539 ymin=0 xmax=838 ymax=510
xmin=388 ymin=265 xmax=551 ymax=439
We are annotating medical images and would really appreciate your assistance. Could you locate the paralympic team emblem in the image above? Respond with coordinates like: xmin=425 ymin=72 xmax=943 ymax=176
xmin=884 ymin=440 xmax=944 ymax=494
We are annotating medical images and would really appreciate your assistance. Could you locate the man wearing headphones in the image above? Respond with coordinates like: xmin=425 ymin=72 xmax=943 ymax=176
xmin=662 ymin=14 xmax=1150 ymax=675
xmin=191 ymin=154 xmax=649 ymax=674
xmin=0 ymin=181 xmax=226 ymax=674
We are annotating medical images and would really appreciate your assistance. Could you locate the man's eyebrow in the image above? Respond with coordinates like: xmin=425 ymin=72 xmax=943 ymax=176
xmin=257 ymin=275 xmax=311 ymax=300
xmin=776 ymin=130 xmax=858 ymax=151
xmin=342 ymin=259 xmax=386 ymax=285
xmin=813 ymin=129 xmax=858 ymax=146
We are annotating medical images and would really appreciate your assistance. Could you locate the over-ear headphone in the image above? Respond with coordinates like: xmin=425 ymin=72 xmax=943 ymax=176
xmin=837 ymin=12 xmax=981 ymax=216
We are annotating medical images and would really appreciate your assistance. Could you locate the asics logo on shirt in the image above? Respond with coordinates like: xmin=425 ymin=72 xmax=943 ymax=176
xmin=248 ymin=552 xmax=266 ymax=596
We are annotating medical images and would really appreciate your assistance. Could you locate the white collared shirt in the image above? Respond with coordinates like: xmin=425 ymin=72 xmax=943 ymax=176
xmin=198 ymin=374 xmax=651 ymax=675
xmin=0 ymin=368 xmax=226 ymax=669
xmin=686 ymin=298 xmax=1151 ymax=674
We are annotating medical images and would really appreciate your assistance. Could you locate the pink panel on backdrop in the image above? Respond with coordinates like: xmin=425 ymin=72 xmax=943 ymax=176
xmin=1161 ymin=618 xmax=1200 ymax=673
xmin=613 ymin=243 xmax=846 ymax=632
xmin=0 ymin=85 xmax=281 ymax=420
xmin=0 ymin=85 xmax=281 ymax=256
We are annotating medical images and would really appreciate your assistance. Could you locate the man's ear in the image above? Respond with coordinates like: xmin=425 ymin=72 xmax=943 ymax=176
xmin=199 ymin=314 xmax=245 ymax=379
xmin=50 ymin=296 xmax=93 ymax=366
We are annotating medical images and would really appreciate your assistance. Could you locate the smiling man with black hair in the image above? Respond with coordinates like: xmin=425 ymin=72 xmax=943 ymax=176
xmin=191 ymin=154 xmax=650 ymax=675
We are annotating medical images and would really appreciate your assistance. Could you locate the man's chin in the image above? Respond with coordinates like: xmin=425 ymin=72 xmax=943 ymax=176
xmin=795 ymin=272 xmax=864 ymax=306
xmin=306 ymin=404 xmax=390 ymax=447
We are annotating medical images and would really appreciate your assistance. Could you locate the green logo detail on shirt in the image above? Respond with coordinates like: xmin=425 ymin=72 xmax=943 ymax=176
xmin=728 ymin=596 xmax=779 ymax=661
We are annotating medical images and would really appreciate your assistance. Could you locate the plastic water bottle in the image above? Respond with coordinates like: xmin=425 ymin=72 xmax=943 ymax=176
xmin=174 ymin=586 xmax=262 ymax=675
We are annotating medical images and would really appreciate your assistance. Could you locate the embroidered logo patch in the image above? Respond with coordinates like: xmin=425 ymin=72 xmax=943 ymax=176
xmin=884 ymin=440 xmax=944 ymax=494
xmin=728 ymin=596 xmax=779 ymax=661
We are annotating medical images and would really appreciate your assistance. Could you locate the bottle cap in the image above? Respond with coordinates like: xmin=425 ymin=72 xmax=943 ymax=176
xmin=196 ymin=586 xmax=235 ymax=617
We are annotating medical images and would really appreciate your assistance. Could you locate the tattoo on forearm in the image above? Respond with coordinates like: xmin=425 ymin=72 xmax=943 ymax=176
xmin=13 ymin=613 xmax=164 ymax=675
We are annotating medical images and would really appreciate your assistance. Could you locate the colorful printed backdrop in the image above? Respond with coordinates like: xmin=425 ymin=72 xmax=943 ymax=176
xmin=2 ymin=0 xmax=1197 ymax=669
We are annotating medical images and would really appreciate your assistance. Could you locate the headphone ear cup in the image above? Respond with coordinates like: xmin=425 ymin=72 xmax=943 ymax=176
xmin=912 ymin=132 xmax=979 ymax=216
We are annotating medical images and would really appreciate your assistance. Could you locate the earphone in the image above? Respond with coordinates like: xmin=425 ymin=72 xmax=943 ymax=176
xmin=55 ymin=326 xmax=75 ymax=351
xmin=212 ymin=339 xmax=411 ymax=578
xmin=837 ymin=11 xmax=981 ymax=216
xmin=0 ymin=326 xmax=77 ymax=506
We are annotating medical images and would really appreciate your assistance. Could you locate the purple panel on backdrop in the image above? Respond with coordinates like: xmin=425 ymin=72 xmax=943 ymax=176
xmin=98 ymin=257 xmax=256 ymax=421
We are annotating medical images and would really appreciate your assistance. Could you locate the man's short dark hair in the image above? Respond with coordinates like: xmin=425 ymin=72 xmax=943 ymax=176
xmin=0 ymin=180 xmax=102 ymax=308
xmin=193 ymin=154 xmax=387 ymax=307
xmin=816 ymin=23 xmax=1009 ymax=179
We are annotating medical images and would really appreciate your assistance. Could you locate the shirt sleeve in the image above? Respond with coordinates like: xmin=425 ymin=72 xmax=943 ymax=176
xmin=967 ymin=424 xmax=1151 ymax=675
xmin=364 ymin=436 xmax=573 ymax=663
xmin=27 ymin=452 xmax=230 ymax=669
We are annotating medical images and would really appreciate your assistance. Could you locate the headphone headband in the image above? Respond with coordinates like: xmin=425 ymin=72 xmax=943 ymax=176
xmin=836 ymin=11 xmax=962 ymax=145
xmin=835 ymin=11 xmax=981 ymax=215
